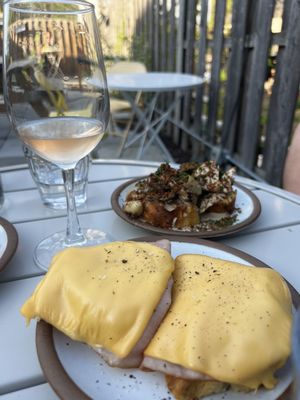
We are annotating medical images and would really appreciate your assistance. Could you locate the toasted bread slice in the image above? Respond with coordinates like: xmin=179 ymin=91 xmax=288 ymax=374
xmin=165 ymin=375 xmax=229 ymax=400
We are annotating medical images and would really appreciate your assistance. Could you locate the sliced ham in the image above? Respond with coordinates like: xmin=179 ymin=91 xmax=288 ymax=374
xmin=93 ymin=239 xmax=173 ymax=368
xmin=141 ymin=357 xmax=212 ymax=380
xmin=151 ymin=238 xmax=171 ymax=253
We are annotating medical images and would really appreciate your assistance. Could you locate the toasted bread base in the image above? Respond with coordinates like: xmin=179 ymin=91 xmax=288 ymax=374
xmin=165 ymin=375 xmax=229 ymax=400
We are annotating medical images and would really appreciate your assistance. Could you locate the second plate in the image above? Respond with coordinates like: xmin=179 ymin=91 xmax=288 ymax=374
xmin=111 ymin=178 xmax=261 ymax=238
xmin=36 ymin=236 xmax=298 ymax=400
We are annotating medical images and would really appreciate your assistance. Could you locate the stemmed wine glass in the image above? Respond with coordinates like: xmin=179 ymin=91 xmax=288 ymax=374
xmin=3 ymin=0 xmax=111 ymax=270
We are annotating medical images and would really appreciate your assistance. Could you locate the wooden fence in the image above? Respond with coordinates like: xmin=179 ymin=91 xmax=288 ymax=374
xmin=98 ymin=0 xmax=300 ymax=186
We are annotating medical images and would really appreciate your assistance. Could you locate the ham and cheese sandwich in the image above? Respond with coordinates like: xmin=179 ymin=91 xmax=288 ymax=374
xmin=21 ymin=240 xmax=174 ymax=368
xmin=142 ymin=254 xmax=293 ymax=398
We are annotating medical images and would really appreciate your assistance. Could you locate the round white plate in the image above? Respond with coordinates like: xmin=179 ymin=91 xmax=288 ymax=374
xmin=111 ymin=179 xmax=261 ymax=238
xmin=0 ymin=217 xmax=18 ymax=272
xmin=36 ymin=237 xmax=297 ymax=400
xmin=0 ymin=224 xmax=8 ymax=259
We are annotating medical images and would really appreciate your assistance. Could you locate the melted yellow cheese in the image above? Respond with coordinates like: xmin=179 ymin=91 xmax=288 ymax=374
xmin=145 ymin=254 xmax=292 ymax=389
xmin=21 ymin=241 xmax=174 ymax=357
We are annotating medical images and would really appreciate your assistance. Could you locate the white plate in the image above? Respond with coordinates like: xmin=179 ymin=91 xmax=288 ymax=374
xmin=36 ymin=237 xmax=296 ymax=400
xmin=0 ymin=224 xmax=8 ymax=259
xmin=0 ymin=217 xmax=18 ymax=272
xmin=111 ymin=180 xmax=261 ymax=238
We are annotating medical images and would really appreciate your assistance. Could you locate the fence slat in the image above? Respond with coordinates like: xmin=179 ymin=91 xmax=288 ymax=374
xmin=192 ymin=0 xmax=209 ymax=159
xmin=206 ymin=0 xmax=226 ymax=148
xmin=236 ymin=0 xmax=275 ymax=170
xmin=166 ymin=0 xmax=176 ymax=138
xmin=182 ymin=0 xmax=197 ymax=151
xmin=147 ymin=0 xmax=154 ymax=68
xmin=174 ymin=0 xmax=186 ymax=145
xmin=135 ymin=0 xmax=141 ymax=35
xmin=68 ymin=20 xmax=78 ymax=58
xmin=142 ymin=0 xmax=148 ymax=63
xmin=160 ymin=0 xmax=168 ymax=71
xmin=175 ymin=0 xmax=185 ymax=73
xmin=263 ymin=0 xmax=300 ymax=186
xmin=221 ymin=0 xmax=249 ymax=154
xmin=167 ymin=0 xmax=176 ymax=72
xmin=153 ymin=0 xmax=160 ymax=70
xmin=62 ymin=20 xmax=71 ymax=58
xmin=194 ymin=0 xmax=208 ymax=132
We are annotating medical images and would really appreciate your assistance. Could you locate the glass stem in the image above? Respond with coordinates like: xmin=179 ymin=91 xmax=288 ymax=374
xmin=62 ymin=168 xmax=85 ymax=246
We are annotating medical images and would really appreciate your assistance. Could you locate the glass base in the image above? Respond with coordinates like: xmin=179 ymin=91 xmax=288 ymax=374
xmin=34 ymin=228 xmax=114 ymax=271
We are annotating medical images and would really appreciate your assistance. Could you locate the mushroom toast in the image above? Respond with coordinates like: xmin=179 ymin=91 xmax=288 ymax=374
xmin=123 ymin=161 xmax=238 ymax=232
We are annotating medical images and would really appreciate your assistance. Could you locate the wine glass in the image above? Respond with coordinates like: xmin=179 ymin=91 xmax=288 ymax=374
xmin=3 ymin=0 xmax=111 ymax=271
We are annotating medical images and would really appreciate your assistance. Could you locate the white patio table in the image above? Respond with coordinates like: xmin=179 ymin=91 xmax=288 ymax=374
xmin=106 ymin=72 xmax=205 ymax=160
xmin=0 ymin=159 xmax=300 ymax=399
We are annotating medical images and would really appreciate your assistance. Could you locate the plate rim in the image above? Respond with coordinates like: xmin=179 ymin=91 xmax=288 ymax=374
xmin=0 ymin=217 xmax=18 ymax=273
xmin=110 ymin=177 xmax=261 ymax=238
xmin=35 ymin=236 xmax=298 ymax=400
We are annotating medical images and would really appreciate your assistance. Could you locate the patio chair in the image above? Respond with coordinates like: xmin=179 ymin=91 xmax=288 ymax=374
xmin=106 ymin=61 xmax=147 ymax=157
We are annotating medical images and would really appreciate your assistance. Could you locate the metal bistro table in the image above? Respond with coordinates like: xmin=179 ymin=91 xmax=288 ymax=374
xmin=1 ymin=159 xmax=300 ymax=399
xmin=106 ymin=72 xmax=205 ymax=160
